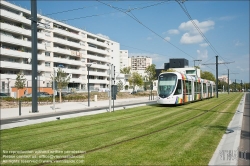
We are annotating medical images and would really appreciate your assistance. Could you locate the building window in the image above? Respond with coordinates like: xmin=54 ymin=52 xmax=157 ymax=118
xmin=45 ymin=52 xmax=50 ymax=56
xmin=45 ymin=62 xmax=50 ymax=67
xmin=2 ymin=82 xmax=5 ymax=90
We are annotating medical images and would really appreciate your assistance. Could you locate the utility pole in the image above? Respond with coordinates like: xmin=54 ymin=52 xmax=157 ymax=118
xmin=241 ymin=80 xmax=242 ymax=92
xmin=227 ymin=69 xmax=229 ymax=94
xmin=31 ymin=0 xmax=38 ymax=112
xmin=202 ymin=56 xmax=234 ymax=98
xmin=235 ymin=79 xmax=236 ymax=92
xmin=216 ymin=56 xmax=218 ymax=98
xmin=222 ymin=71 xmax=239 ymax=94
xmin=194 ymin=60 xmax=202 ymax=76
xmin=109 ymin=64 xmax=112 ymax=112
xmin=193 ymin=60 xmax=202 ymax=67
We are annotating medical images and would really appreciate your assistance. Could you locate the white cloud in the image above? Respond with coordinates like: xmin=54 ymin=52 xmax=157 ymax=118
xmin=164 ymin=36 xmax=171 ymax=42
xmin=196 ymin=49 xmax=208 ymax=60
xmin=235 ymin=40 xmax=244 ymax=46
xmin=146 ymin=37 xmax=152 ymax=40
xmin=96 ymin=33 xmax=110 ymax=39
xmin=199 ymin=43 xmax=209 ymax=47
xmin=219 ymin=16 xmax=235 ymax=21
xmin=179 ymin=20 xmax=215 ymax=44
xmin=180 ymin=33 xmax=203 ymax=44
xmin=167 ymin=29 xmax=179 ymax=35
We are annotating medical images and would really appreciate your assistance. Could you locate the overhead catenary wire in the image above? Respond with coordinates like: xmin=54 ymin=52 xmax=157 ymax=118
xmin=47 ymin=1 xmax=168 ymax=21
xmin=97 ymin=0 xmax=196 ymax=60
xmin=176 ymin=0 xmax=234 ymax=69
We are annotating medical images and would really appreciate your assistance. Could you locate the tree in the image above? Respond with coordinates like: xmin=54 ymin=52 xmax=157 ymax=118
xmin=117 ymin=80 xmax=123 ymax=92
xmin=128 ymin=72 xmax=143 ymax=91
xmin=200 ymin=70 xmax=216 ymax=82
xmin=145 ymin=64 xmax=156 ymax=82
xmin=145 ymin=64 xmax=156 ymax=93
xmin=15 ymin=72 xmax=26 ymax=98
xmin=51 ymin=68 xmax=70 ymax=103
xmin=120 ymin=67 xmax=131 ymax=74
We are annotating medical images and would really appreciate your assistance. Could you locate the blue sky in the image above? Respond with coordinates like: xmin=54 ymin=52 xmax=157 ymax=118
xmin=8 ymin=0 xmax=249 ymax=83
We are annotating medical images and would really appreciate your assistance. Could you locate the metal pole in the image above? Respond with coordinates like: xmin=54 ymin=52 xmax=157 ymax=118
xmin=7 ymin=78 xmax=10 ymax=96
xmin=31 ymin=0 xmax=38 ymax=112
xmin=38 ymin=72 xmax=40 ymax=103
xmin=109 ymin=64 xmax=112 ymax=112
xmin=19 ymin=100 xmax=21 ymax=116
xmin=241 ymin=80 xmax=242 ymax=92
xmin=113 ymin=66 xmax=115 ymax=112
xmin=53 ymin=68 xmax=55 ymax=111
xmin=228 ymin=69 xmax=229 ymax=94
xmin=88 ymin=67 xmax=90 ymax=107
xmin=235 ymin=79 xmax=236 ymax=92
xmin=216 ymin=55 xmax=218 ymax=98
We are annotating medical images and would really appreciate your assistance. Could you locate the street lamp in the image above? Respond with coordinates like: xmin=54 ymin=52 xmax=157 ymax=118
xmin=6 ymin=78 xmax=10 ymax=96
xmin=85 ymin=63 xmax=92 ymax=107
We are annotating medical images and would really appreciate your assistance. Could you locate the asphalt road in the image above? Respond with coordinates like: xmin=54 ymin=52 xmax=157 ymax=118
xmin=238 ymin=93 xmax=250 ymax=165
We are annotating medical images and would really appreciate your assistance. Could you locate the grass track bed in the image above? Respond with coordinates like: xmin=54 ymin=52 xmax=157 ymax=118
xmin=0 ymin=93 xmax=243 ymax=165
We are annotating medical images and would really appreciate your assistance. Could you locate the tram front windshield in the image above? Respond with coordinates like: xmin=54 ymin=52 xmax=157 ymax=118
xmin=158 ymin=73 xmax=177 ymax=98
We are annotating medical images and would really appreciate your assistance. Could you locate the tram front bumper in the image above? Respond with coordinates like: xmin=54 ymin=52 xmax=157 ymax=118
xmin=157 ymin=96 xmax=176 ymax=104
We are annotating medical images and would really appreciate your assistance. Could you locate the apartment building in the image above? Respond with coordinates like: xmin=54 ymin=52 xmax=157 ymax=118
xmin=0 ymin=0 xmax=120 ymax=95
xmin=119 ymin=50 xmax=129 ymax=70
xmin=128 ymin=56 xmax=152 ymax=76
xmin=218 ymin=75 xmax=231 ymax=84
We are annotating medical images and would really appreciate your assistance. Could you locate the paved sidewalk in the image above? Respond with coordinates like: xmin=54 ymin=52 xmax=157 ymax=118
xmin=209 ymin=93 xmax=247 ymax=165
xmin=0 ymin=97 xmax=155 ymax=129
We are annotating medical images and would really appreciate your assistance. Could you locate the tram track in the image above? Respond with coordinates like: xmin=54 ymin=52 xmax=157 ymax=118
xmin=36 ymin=93 xmax=242 ymax=166
xmin=1 ymin=98 xmax=215 ymax=141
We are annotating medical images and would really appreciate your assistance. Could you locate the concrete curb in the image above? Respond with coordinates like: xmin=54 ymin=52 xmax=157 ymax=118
xmin=209 ymin=93 xmax=246 ymax=165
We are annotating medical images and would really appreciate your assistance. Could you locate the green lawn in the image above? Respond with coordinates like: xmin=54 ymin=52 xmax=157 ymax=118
xmin=0 ymin=93 xmax=243 ymax=165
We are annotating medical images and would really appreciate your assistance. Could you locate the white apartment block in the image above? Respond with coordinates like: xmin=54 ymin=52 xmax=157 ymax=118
xmin=128 ymin=56 xmax=152 ymax=76
xmin=218 ymin=75 xmax=231 ymax=84
xmin=119 ymin=50 xmax=129 ymax=70
xmin=0 ymin=0 xmax=121 ymax=93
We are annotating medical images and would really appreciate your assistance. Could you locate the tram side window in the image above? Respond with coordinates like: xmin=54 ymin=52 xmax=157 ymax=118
xmin=203 ymin=83 xmax=206 ymax=93
xmin=174 ymin=79 xmax=182 ymax=95
xmin=194 ymin=82 xmax=197 ymax=94
xmin=185 ymin=80 xmax=191 ymax=95
xmin=198 ymin=83 xmax=201 ymax=94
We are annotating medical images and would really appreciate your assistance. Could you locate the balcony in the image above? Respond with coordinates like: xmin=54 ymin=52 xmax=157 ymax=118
xmin=53 ymin=47 xmax=71 ymax=55
xmin=87 ymin=38 xmax=108 ymax=48
xmin=70 ymin=78 xmax=83 ymax=83
xmin=87 ymin=54 xmax=109 ymax=63
xmin=89 ymin=79 xmax=109 ymax=84
xmin=87 ymin=46 xmax=108 ymax=56
xmin=0 ymin=35 xmax=45 ymax=50
xmin=1 ymin=23 xmax=29 ymax=35
xmin=0 ymin=48 xmax=30 ymax=59
xmin=53 ymin=28 xmax=83 ymax=40
xmin=53 ymin=37 xmax=83 ymax=49
xmin=53 ymin=47 xmax=82 ymax=58
xmin=0 ymin=9 xmax=30 ymax=25
xmin=54 ymin=67 xmax=85 ymax=75
xmin=90 ymin=63 xmax=109 ymax=70
xmin=1 ymin=61 xmax=45 ymax=71
xmin=89 ymin=71 xmax=108 ymax=77
xmin=53 ymin=57 xmax=82 ymax=66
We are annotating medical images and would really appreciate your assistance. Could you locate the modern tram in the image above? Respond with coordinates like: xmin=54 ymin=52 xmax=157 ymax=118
xmin=157 ymin=72 xmax=215 ymax=105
